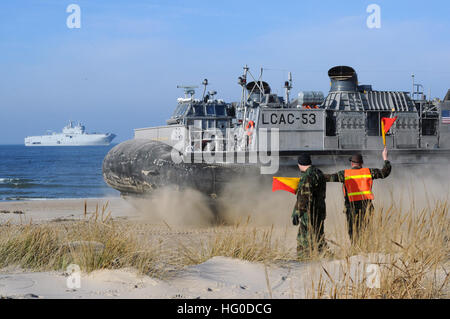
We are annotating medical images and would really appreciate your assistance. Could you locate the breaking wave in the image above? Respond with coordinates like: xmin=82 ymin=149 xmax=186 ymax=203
xmin=0 ymin=178 xmax=35 ymax=188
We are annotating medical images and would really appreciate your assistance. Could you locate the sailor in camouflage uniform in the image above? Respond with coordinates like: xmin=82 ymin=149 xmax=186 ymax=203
xmin=325 ymin=148 xmax=391 ymax=242
xmin=292 ymin=154 xmax=327 ymax=258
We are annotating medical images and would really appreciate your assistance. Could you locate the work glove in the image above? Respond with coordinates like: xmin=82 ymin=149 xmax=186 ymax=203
xmin=292 ymin=211 xmax=300 ymax=226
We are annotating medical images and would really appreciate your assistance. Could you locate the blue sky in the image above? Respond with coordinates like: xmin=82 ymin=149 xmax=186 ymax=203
xmin=1 ymin=0 xmax=449 ymax=144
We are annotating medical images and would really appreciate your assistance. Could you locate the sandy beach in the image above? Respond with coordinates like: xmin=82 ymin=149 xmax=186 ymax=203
xmin=0 ymin=193 xmax=448 ymax=299
xmin=0 ymin=198 xmax=133 ymax=224
xmin=0 ymin=197 xmax=301 ymax=299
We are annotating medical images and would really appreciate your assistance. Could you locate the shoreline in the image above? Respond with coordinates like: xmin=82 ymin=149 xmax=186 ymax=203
xmin=0 ymin=197 xmax=134 ymax=224
xmin=0 ymin=196 xmax=121 ymax=202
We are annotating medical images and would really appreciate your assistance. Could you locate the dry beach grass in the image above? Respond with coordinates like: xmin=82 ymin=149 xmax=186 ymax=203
xmin=0 ymin=192 xmax=448 ymax=299
xmin=0 ymin=204 xmax=164 ymax=277
xmin=309 ymin=200 xmax=449 ymax=298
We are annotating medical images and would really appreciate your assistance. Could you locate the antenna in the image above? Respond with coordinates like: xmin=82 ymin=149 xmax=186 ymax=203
xmin=202 ymin=79 xmax=208 ymax=100
xmin=414 ymin=83 xmax=424 ymax=100
xmin=284 ymin=71 xmax=293 ymax=105
xmin=411 ymin=73 xmax=425 ymax=101
xmin=238 ymin=65 xmax=249 ymax=110
xmin=208 ymin=90 xmax=217 ymax=99
xmin=177 ymin=85 xmax=199 ymax=99
xmin=259 ymin=67 xmax=264 ymax=102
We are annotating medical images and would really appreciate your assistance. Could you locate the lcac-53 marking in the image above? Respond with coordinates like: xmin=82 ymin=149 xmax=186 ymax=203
xmin=259 ymin=109 xmax=324 ymax=130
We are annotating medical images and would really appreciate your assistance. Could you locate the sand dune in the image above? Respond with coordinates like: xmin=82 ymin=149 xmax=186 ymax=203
xmin=3 ymin=255 xmax=432 ymax=299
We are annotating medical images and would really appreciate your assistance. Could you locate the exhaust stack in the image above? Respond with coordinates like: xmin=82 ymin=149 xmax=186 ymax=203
xmin=328 ymin=66 xmax=358 ymax=92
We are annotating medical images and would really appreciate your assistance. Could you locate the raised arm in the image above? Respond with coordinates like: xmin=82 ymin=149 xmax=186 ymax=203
xmin=370 ymin=147 xmax=392 ymax=179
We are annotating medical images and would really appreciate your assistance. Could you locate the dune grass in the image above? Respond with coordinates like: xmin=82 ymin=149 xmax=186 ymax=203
xmin=0 ymin=203 xmax=163 ymax=277
xmin=173 ymin=218 xmax=293 ymax=265
xmin=0 ymin=199 xmax=448 ymax=298
xmin=308 ymin=200 xmax=450 ymax=298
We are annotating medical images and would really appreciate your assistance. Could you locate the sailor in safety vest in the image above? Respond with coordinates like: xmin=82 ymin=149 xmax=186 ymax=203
xmin=325 ymin=148 xmax=391 ymax=242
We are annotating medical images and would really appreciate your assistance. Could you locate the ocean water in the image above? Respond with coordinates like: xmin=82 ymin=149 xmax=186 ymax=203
xmin=0 ymin=145 xmax=119 ymax=201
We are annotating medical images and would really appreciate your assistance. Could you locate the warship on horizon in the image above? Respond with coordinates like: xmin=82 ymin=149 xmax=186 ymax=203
xmin=24 ymin=121 xmax=116 ymax=146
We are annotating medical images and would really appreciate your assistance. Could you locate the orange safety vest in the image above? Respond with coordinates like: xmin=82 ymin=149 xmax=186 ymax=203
xmin=343 ymin=168 xmax=374 ymax=202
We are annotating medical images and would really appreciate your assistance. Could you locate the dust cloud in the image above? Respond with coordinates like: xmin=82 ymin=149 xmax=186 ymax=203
xmin=125 ymin=161 xmax=450 ymax=229
xmin=125 ymin=186 xmax=215 ymax=228
xmin=123 ymin=177 xmax=296 ymax=228
xmin=216 ymin=176 xmax=294 ymax=227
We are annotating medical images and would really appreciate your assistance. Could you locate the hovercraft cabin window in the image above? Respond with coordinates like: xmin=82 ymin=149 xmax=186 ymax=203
xmin=194 ymin=105 xmax=205 ymax=116
xmin=367 ymin=111 xmax=391 ymax=136
xmin=422 ymin=118 xmax=437 ymax=136
xmin=206 ymin=105 xmax=215 ymax=115
xmin=215 ymin=105 xmax=226 ymax=116
xmin=173 ymin=104 xmax=188 ymax=117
